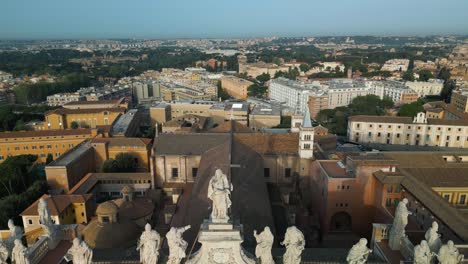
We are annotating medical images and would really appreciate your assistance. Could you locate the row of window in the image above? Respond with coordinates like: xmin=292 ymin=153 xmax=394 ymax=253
xmin=0 ymin=143 xmax=74 ymax=152
xmin=337 ymin=185 xmax=350 ymax=190
xmin=356 ymin=123 xmax=465 ymax=132
xmin=442 ymin=193 xmax=466 ymax=205
xmin=387 ymin=185 xmax=401 ymax=193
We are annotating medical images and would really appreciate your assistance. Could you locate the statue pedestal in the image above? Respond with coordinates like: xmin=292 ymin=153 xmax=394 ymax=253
xmin=186 ymin=220 xmax=255 ymax=264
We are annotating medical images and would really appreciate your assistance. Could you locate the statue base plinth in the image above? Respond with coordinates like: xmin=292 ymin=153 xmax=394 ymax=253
xmin=186 ymin=219 xmax=255 ymax=264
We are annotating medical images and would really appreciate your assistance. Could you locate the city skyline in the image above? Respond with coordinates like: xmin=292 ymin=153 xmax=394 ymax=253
xmin=2 ymin=0 xmax=468 ymax=39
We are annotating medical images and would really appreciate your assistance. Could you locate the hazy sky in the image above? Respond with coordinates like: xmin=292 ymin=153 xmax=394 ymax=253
xmin=2 ymin=0 xmax=468 ymax=39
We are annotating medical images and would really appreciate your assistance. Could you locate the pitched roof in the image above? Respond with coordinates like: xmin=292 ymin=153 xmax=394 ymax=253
xmin=303 ymin=105 xmax=312 ymax=128
xmin=45 ymin=107 xmax=125 ymax=116
xmin=209 ymin=121 xmax=252 ymax=133
xmin=0 ymin=129 xmax=93 ymax=139
xmin=400 ymin=171 xmax=468 ymax=241
xmin=348 ymin=115 xmax=468 ymax=126
xmin=21 ymin=194 xmax=92 ymax=216
xmin=154 ymin=134 xmax=229 ymax=155
xmin=234 ymin=133 xmax=299 ymax=155
xmin=401 ymin=167 xmax=468 ymax=188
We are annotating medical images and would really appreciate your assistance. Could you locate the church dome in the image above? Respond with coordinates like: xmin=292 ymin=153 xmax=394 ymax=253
xmin=96 ymin=201 xmax=118 ymax=216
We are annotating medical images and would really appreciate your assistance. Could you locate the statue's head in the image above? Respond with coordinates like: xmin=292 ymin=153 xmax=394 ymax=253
xmin=145 ymin=223 xmax=152 ymax=232
xmin=39 ymin=198 xmax=47 ymax=207
xmin=447 ymin=240 xmax=454 ymax=248
xmin=431 ymin=221 xmax=438 ymax=230
xmin=7 ymin=219 xmax=14 ymax=229
xmin=73 ymin=237 xmax=81 ymax=247
xmin=14 ymin=239 xmax=21 ymax=247
xmin=264 ymin=226 xmax=271 ymax=233
xmin=421 ymin=240 xmax=428 ymax=247
xmin=215 ymin=169 xmax=223 ymax=177
xmin=358 ymin=238 xmax=368 ymax=247
xmin=402 ymin=198 xmax=409 ymax=204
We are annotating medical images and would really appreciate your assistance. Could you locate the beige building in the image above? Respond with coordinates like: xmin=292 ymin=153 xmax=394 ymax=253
xmin=150 ymin=101 xmax=249 ymax=126
xmin=63 ymin=98 xmax=127 ymax=110
xmin=239 ymin=62 xmax=289 ymax=78
xmin=348 ymin=112 xmax=468 ymax=148
xmin=221 ymin=75 xmax=253 ymax=99
xmin=249 ymin=104 xmax=281 ymax=130
xmin=451 ymin=89 xmax=468 ymax=113
xmin=405 ymin=79 xmax=444 ymax=97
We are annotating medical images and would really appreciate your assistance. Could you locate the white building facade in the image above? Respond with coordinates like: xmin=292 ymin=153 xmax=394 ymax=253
xmin=348 ymin=112 xmax=468 ymax=148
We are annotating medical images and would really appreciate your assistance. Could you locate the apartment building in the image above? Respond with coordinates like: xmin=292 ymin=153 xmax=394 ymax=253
xmin=348 ymin=112 xmax=468 ymax=148
xmin=150 ymin=101 xmax=250 ymax=126
xmin=47 ymin=93 xmax=85 ymax=106
xmin=327 ymin=79 xmax=372 ymax=108
xmin=221 ymin=75 xmax=253 ymax=99
xmin=405 ymin=79 xmax=444 ymax=97
xmin=381 ymin=59 xmax=410 ymax=72
xmin=451 ymin=88 xmax=468 ymax=113
xmin=269 ymin=77 xmax=323 ymax=113
xmin=0 ymin=129 xmax=97 ymax=163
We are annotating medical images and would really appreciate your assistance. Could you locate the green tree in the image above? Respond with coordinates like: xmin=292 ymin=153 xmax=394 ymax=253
xmin=247 ymin=84 xmax=267 ymax=98
xmin=299 ymin=64 xmax=310 ymax=73
xmin=102 ymin=153 xmax=137 ymax=173
xmin=70 ymin=121 xmax=79 ymax=129
xmin=402 ymin=70 xmax=415 ymax=81
xmin=418 ymin=70 xmax=434 ymax=82
xmin=255 ymin=73 xmax=270 ymax=84
xmin=46 ymin=154 xmax=53 ymax=164
xmin=217 ymin=80 xmax=230 ymax=100
xmin=398 ymin=100 xmax=424 ymax=117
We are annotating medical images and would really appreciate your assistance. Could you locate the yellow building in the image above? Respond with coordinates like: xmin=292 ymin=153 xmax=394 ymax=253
xmin=21 ymin=194 xmax=93 ymax=233
xmin=0 ymin=129 xmax=97 ymax=163
xmin=40 ymin=107 xmax=125 ymax=130
xmin=221 ymin=75 xmax=253 ymax=99
xmin=91 ymin=137 xmax=152 ymax=172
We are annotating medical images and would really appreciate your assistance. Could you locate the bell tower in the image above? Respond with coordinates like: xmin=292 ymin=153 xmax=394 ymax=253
xmin=299 ymin=105 xmax=314 ymax=159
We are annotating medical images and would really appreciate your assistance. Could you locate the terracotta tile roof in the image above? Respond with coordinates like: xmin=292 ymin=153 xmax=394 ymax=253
xmin=234 ymin=133 xmax=299 ymax=155
xmin=384 ymin=152 xmax=468 ymax=168
xmin=401 ymin=167 xmax=468 ymax=188
xmin=45 ymin=107 xmax=125 ymax=116
xmin=348 ymin=115 xmax=468 ymax=126
xmin=209 ymin=121 xmax=253 ymax=133
xmin=154 ymin=134 xmax=229 ymax=155
xmin=0 ymin=129 xmax=93 ymax=139
xmin=401 ymin=172 xmax=468 ymax=241
xmin=21 ymin=194 xmax=92 ymax=216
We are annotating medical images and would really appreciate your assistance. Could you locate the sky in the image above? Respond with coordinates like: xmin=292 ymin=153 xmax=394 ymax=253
xmin=2 ymin=0 xmax=468 ymax=39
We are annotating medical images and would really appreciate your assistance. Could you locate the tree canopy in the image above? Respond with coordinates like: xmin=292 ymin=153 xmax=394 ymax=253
xmin=247 ymin=84 xmax=267 ymax=98
xmin=398 ymin=100 xmax=425 ymax=117
xmin=316 ymin=95 xmax=394 ymax=135
xmin=102 ymin=153 xmax=137 ymax=173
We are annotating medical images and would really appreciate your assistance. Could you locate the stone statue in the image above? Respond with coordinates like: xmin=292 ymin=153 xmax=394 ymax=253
xmin=346 ymin=238 xmax=372 ymax=264
xmin=389 ymin=198 xmax=411 ymax=250
xmin=38 ymin=198 xmax=52 ymax=225
xmin=281 ymin=226 xmax=305 ymax=264
xmin=208 ymin=169 xmax=233 ymax=223
xmin=167 ymin=225 xmax=191 ymax=264
xmin=0 ymin=240 xmax=8 ymax=264
xmin=413 ymin=240 xmax=434 ymax=264
xmin=66 ymin=237 xmax=93 ymax=264
xmin=137 ymin=223 xmax=161 ymax=264
xmin=6 ymin=220 xmax=23 ymax=253
xmin=424 ymin=221 xmax=442 ymax=254
xmin=437 ymin=240 xmax=464 ymax=264
xmin=254 ymin=227 xmax=275 ymax=264
xmin=11 ymin=239 xmax=29 ymax=264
